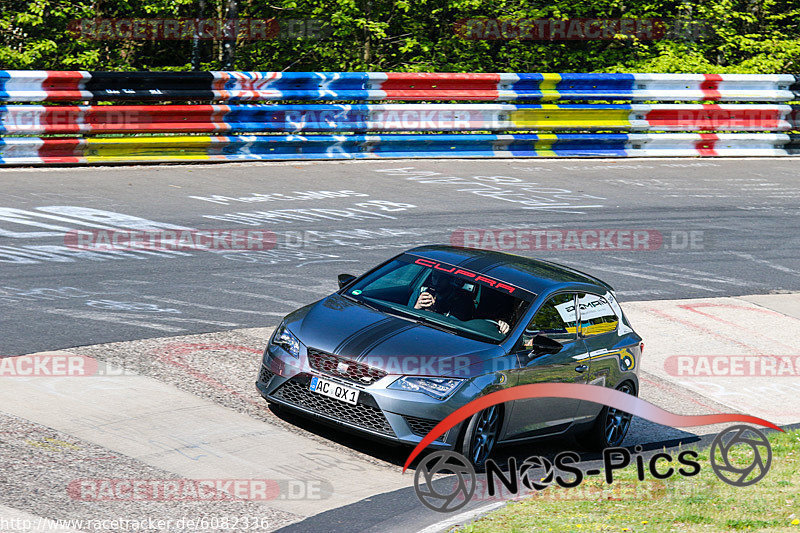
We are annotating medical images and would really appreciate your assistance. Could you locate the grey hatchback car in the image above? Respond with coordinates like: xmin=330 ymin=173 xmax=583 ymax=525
xmin=256 ymin=245 xmax=643 ymax=466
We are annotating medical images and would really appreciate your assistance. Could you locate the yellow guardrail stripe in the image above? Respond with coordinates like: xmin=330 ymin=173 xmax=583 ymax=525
xmin=511 ymin=105 xmax=632 ymax=129
xmin=84 ymin=136 xmax=216 ymax=162
xmin=538 ymin=74 xmax=561 ymax=102
xmin=534 ymin=133 xmax=558 ymax=156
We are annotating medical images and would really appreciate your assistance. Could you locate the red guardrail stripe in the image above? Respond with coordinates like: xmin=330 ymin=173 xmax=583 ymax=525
xmin=700 ymin=74 xmax=723 ymax=101
xmin=644 ymin=105 xmax=784 ymax=130
xmin=37 ymin=138 xmax=83 ymax=163
xmin=43 ymin=71 xmax=86 ymax=101
xmin=695 ymin=133 xmax=719 ymax=156
xmin=382 ymin=72 xmax=502 ymax=100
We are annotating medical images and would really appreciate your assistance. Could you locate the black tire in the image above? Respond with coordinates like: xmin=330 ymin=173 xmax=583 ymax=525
xmin=579 ymin=382 xmax=636 ymax=450
xmin=458 ymin=405 xmax=501 ymax=468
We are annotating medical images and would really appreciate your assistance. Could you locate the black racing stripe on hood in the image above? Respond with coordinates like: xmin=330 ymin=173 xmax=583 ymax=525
xmin=334 ymin=317 xmax=409 ymax=357
xmin=332 ymin=317 xmax=392 ymax=356
xmin=354 ymin=323 xmax=419 ymax=360
xmin=341 ymin=319 xmax=414 ymax=359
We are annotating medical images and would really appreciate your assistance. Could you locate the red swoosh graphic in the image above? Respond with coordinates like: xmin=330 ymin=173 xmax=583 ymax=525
xmin=403 ymin=383 xmax=782 ymax=472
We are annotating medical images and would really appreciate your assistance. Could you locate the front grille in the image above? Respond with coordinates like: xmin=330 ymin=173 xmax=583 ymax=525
xmin=273 ymin=377 xmax=395 ymax=436
xmin=258 ymin=365 xmax=274 ymax=383
xmin=405 ymin=415 xmax=440 ymax=437
xmin=306 ymin=348 xmax=387 ymax=386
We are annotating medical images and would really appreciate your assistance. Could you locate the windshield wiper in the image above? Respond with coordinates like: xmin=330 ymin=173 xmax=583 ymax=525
xmin=341 ymin=293 xmax=382 ymax=313
xmin=342 ymin=295 xmax=418 ymax=323
xmin=414 ymin=315 xmax=498 ymax=343
xmin=413 ymin=316 xmax=460 ymax=335
xmin=342 ymin=293 xmax=434 ymax=324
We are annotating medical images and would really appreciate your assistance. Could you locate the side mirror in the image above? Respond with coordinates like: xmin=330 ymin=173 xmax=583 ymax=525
xmin=529 ymin=334 xmax=563 ymax=356
xmin=338 ymin=273 xmax=357 ymax=289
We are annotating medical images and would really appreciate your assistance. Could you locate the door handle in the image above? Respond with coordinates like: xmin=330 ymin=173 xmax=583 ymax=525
xmin=575 ymin=364 xmax=588 ymax=373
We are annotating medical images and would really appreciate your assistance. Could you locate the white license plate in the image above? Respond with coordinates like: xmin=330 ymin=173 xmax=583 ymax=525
xmin=309 ymin=376 xmax=360 ymax=405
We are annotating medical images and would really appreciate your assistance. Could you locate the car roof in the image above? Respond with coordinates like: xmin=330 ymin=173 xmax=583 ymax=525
xmin=405 ymin=245 xmax=612 ymax=296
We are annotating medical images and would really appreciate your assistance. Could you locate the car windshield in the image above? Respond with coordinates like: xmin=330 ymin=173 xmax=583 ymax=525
xmin=342 ymin=256 xmax=531 ymax=343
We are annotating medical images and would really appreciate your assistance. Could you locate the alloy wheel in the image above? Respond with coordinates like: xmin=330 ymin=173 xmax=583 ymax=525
xmin=604 ymin=383 xmax=634 ymax=447
xmin=470 ymin=405 xmax=500 ymax=465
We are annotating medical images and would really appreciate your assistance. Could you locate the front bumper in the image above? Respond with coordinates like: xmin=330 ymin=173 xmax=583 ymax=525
xmin=255 ymin=346 xmax=477 ymax=449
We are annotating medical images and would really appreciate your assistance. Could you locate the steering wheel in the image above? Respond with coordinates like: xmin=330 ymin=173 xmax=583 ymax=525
xmin=484 ymin=319 xmax=509 ymax=334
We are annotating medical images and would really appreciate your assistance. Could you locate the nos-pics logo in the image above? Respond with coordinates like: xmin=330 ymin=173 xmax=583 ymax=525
xmin=414 ymin=425 xmax=773 ymax=513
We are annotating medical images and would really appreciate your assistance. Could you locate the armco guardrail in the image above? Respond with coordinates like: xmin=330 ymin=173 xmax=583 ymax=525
xmin=2 ymin=71 xmax=798 ymax=102
xmin=1 ymin=104 xmax=797 ymax=134
xmin=0 ymin=70 xmax=799 ymax=165
xmin=2 ymin=134 xmax=798 ymax=165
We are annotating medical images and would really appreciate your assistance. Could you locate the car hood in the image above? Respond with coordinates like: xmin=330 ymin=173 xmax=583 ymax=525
xmin=285 ymin=294 xmax=504 ymax=377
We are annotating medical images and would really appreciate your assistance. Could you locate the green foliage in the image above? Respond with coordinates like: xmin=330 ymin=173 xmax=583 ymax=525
xmin=1 ymin=0 xmax=798 ymax=72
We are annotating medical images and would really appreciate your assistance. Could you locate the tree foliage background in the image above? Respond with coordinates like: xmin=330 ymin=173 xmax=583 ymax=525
xmin=1 ymin=0 xmax=798 ymax=72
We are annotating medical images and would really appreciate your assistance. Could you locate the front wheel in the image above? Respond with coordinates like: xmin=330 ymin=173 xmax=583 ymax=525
xmin=579 ymin=382 xmax=635 ymax=449
xmin=458 ymin=405 xmax=501 ymax=468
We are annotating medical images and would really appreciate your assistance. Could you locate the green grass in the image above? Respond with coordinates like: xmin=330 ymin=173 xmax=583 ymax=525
xmin=459 ymin=429 xmax=800 ymax=533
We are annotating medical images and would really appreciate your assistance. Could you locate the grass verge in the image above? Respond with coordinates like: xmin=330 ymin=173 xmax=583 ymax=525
xmin=460 ymin=429 xmax=800 ymax=532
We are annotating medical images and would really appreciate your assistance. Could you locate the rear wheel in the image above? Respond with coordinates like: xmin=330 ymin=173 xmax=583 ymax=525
xmin=458 ymin=405 xmax=501 ymax=468
xmin=579 ymin=382 xmax=635 ymax=449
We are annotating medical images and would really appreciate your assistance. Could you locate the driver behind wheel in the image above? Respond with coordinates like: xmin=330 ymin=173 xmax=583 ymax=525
xmin=413 ymin=270 xmax=510 ymax=334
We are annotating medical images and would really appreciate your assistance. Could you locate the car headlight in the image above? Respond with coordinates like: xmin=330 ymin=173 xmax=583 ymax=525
xmin=271 ymin=322 xmax=301 ymax=358
xmin=389 ymin=376 xmax=465 ymax=400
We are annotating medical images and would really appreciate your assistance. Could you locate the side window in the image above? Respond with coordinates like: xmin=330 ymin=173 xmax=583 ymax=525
xmin=518 ymin=293 xmax=577 ymax=349
xmin=577 ymin=293 xmax=619 ymax=337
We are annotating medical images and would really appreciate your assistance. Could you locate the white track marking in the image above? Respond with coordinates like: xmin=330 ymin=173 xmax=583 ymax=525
xmin=137 ymin=295 xmax=286 ymax=317
xmin=214 ymin=275 xmax=334 ymax=295
xmin=615 ymin=289 xmax=668 ymax=297
xmin=43 ymin=309 xmax=186 ymax=332
xmin=521 ymin=204 xmax=604 ymax=210
xmin=44 ymin=310 xmax=239 ymax=331
xmin=297 ymin=258 xmax=362 ymax=267
xmin=416 ymin=502 xmax=506 ymax=533
xmin=725 ymin=251 xmax=800 ymax=277
xmin=566 ymin=261 xmax=721 ymax=292
xmin=610 ymin=256 xmax=756 ymax=287
xmin=213 ymin=289 xmax=307 ymax=308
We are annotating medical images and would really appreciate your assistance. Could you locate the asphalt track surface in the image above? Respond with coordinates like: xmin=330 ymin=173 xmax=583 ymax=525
xmin=2 ymin=158 xmax=800 ymax=356
xmin=1 ymin=158 xmax=800 ymax=532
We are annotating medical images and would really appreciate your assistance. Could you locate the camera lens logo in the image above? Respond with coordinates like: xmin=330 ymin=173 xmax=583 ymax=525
xmin=710 ymin=425 xmax=772 ymax=487
xmin=519 ymin=456 xmax=554 ymax=491
xmin=413 ymin=451 xmax=476 ymax=512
